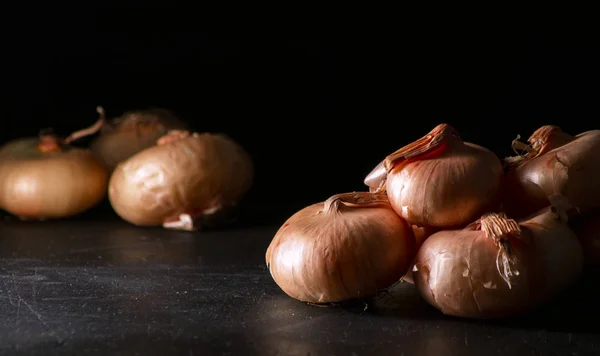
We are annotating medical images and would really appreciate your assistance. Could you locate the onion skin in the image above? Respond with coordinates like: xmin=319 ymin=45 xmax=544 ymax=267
xmin=569 ymin=209 xmax=600 ymax=266
xmin=401 ymin=225 xmax=438 ymax=284
xmin=90 ymin=107 xmax=188 ymax=171
xmin=413 ymin=200 xmax=583 ymax=319
xmin=265 ymin=192 xmax=416 ymax=304
xmin=503 ymin=125 xmax=600 ymax=218
xmin=108 ymin=131 xmax=253 ymax=230
xmin=0 ymin=138 xmax=108 ymax=219
xmin=365 ymin=124 xmax=503 ymax=228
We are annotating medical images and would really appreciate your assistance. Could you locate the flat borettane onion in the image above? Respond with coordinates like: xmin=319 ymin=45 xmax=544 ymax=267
xmin=265 ymin=191 xmax=416 ymax=305
xmin=0 ymin=117 xmax=108 ymax=220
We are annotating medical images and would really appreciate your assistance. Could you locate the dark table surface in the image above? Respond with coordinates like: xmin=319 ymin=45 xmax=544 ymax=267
xmin=0 ymin=215 xmax=598 ymax=356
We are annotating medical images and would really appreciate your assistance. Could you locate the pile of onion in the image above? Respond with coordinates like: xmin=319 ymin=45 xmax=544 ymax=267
xmin=412 ymin=196 xmax=583 ymax=319
xmin=90 ymin=106 xmax=188 ymax=172
xmin=364 ymin=123 xmax=503 ymax=229
xmin=265 ymin=192 xmax=416 ymax=304
xmin=0 ymin=119 xmax=108 ymax=220
xmin=503 ymin=125 xmax=600 ymax=218
xmin=108 ymin=130 xmax=253 ymax=231
xmin=266 ymin=122 xmax=591 ymax=320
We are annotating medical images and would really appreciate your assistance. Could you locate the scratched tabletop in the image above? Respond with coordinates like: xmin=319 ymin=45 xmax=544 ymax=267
xmin=0 ymin=216 xmax=598 ymax=356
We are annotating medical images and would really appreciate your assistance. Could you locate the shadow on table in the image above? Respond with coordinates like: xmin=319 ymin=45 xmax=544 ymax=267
xmin=366 ymin=270 xmax=600 ymax=335
xmin=0 ymin=215 xmax=277 ymax=266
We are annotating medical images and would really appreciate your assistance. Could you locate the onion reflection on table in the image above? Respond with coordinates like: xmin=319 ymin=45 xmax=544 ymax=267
xmin=0 ymin=218 xmax=196 ymax=264
xmin=93 ymin=226 xmax=197 ymax=264
xmin=243 ymin=280 xmax=456 ymax=355
xmin=243 ymin=280 xmax=530 ymax=356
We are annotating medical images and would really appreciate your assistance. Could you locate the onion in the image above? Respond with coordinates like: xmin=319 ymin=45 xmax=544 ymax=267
xmin=400 ymin=225 xmax=438 ymax=284
xmin=364 ymin=123 xmax=503 ymax=228
xmin=265 ymin=192 xmax=416 ymax=304
xmin=569 ymin=209 xmax=600 ymax=266
xmin=503 ymin=125 xmax=600 ymax=218
xmin=108 ymin=130 xmax=253 ymax=231
xmin=0 ymin=119 xmax=108 ymax=220
xmin=412 ymin=195 xmax=583 ymax=319
xmin=90 ymin=106 xmax=188 ymax=171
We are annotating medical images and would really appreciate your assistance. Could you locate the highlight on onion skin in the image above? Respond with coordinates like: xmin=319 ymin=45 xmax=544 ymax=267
xmin=412 ymin=195 xmax=583 ymax=319
xmin=503 ymin=125 xmax=600 ymax=218
xmin=569 ymin=208 xmax=600 ymax=266
xmin=108 ymin=130 xmax=253 ymax=231
xmin=364 ymin=123 xmax=503 ymax=229
xmin=265 ymin=192 xmax=416 ymax=304
xmin=90 ymin=106 xmax=188 ymax=172
xmin=0 ymin=119 xmax=108 ymax=220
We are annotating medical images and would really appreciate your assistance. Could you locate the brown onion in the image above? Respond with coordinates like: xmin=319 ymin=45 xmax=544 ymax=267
xmin=400 ymin=225 xmax=437 ymax=284
xmin=0 ymin=119 xmax=108 ymax=220
xmin=569 ymin=209 xmax=600 ymax=266
xmin=364 ymin=124 xmax=503 ymax=228
xmin=90 ymin=106 xmax=188 ymax=171
xmin=265 ymin=192 xmax=416 ymax=304
xmin=503 ymin=125 xmax=600 ymax=218
xmin=108 ymin=130 xmax=253 ymax=231
xmin=412 ymin=196 xmax=583 ymax=319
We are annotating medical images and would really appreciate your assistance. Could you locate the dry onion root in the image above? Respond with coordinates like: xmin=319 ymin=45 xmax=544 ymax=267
xmin=108 ymin=130 xmax=253 ymax=231
xmin=90 ymin=106 xmax=188 ymax=172
xmin=503 ymin=125 xmax=600 ymax=218
xmin=412 ymin=195 xmax=583 ymax=319
xmin=0 ymin=119 xmax=108 ymax=220
xmin=265 ymin=192 xmax=416 ymax=304
xmin=365 ymin=123 xmax=503 ymax=229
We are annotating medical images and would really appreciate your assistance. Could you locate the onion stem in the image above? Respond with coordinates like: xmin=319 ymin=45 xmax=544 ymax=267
xmin=383 ymin=124 xmax=458 ymax=173
xmin=323 ymin=192 xmax=390 ymax=215
xmin=64 ymin=117 xmax=105 ymax=144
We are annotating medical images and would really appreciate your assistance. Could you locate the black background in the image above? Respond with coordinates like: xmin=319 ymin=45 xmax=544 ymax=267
xmin=3 ymin=17 xmax=599 ymax=225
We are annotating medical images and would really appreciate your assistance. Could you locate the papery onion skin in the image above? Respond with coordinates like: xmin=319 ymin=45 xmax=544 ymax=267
xmin=400 ymin=225 xmax=437 ymax=284
xmin=0 ymin=138 xmax=108 ymax=219
xmin=366 ymin=124 xmax=503 ymax=228
xmin=569 ymin=209 xmax=600 ymax=266
xmin=413 ymin=202 xmax=583 ymax=319
xmin=265 ymin=192 xmax=416 ymax=304
xmin=108 ymin=131 xmax=253 ymax=230
xmin=503 ymin=126 xmax=600 ymax=218
xmin=91 ymin=107 xmax=188 ymax=171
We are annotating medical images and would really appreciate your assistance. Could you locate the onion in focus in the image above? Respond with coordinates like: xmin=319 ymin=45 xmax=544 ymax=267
xmin=364 ymin=123 xmax=503 ymax=228
xmin=90 ymin=106 xmax=188 ymax=171
xmin=412 ymin=195 xmax=583 ymax=319
xmin=265 ymin=192 xmax=416 ymax=304
xmin=503 ymin=125 xmax=600 ymax=218
xmin=108 ymin=130 xmax=253 ymax=231
xmin=0 ymin=119 xmax=108 ymax=220
xmin=400 ymin=225 xmax=437 ymax=284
